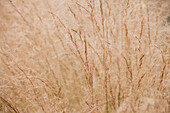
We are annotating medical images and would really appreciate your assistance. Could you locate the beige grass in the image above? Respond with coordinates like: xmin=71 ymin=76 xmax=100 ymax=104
xmin=0 ymin=0 xmax=169 ymax=113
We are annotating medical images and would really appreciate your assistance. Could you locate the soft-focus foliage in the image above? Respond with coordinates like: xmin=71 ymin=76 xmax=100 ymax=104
xmin=0 ymin=0 xmax=169 ymax=113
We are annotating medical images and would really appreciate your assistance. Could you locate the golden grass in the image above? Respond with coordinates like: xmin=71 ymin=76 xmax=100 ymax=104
xmin=0 ymin=0 xmax=169 ymax=113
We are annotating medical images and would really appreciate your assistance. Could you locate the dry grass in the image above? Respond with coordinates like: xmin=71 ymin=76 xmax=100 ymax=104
xmin=0 ymin=0 xmax=169 ymax=113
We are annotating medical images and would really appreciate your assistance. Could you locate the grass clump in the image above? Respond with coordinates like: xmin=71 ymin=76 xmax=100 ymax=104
xmin=0 ymin=0 xmax=169 ymax=113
